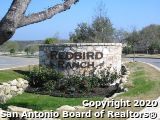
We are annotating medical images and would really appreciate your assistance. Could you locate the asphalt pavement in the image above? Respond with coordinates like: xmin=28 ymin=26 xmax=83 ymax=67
xmin=128 ymin=57 xmax=160 ymax=68
xmin=0 ymin=55 xmax=39 ymax=70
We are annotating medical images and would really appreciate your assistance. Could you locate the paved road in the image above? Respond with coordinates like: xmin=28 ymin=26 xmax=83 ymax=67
xmin=128 ymin=58 xmax=160 ymax=68
xmin=0 ymin=56 xmax=39 ymax=70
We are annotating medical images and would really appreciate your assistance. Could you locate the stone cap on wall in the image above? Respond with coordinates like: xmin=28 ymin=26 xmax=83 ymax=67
xmin=40 ymin=43 xmax=122 ymax=47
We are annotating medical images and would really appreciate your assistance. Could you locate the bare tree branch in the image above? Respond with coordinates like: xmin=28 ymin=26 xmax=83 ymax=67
xmin=18 ymin=0 xmax=79 ymax=28
xmin=0 ymin=0 xmax=79 ymax=45
xmin=0 ymin=0 xmax=31 ymax=45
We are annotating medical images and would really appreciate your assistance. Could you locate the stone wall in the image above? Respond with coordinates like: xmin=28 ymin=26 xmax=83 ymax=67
xmin=0 ymin=78 xmax=28 ymax=103
xmin=39 ymin=43 xmax=122 ymax=75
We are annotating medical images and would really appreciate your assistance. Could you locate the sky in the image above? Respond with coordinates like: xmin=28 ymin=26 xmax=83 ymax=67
xmin=0 ymin=0 xmax=160 ymax=41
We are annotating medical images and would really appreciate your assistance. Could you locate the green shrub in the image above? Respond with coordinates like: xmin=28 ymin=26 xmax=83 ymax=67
xmin=27 ymin=66 xmax=63 ymax=88
xmin=44 ymin=38 xmax=59 ymax=44
xmin=97 ymin=68 xmax=119 ymax=87
xmin=10 ymin=48 xmax=16 ymax=55
xmin=27 ymin=66 xmax=119 ymax=97
xmin=122 ymin=46 xmax=132 ymax=54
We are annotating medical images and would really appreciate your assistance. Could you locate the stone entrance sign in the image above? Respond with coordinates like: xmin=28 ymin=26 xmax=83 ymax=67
xmin=39 ymin=43 xmax=122 ymax=75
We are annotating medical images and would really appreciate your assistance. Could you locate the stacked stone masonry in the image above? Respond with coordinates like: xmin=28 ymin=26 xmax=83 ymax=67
xmin=39 ymin=43 xmax=122 ymax=75
xmin=0 ymin=78 xmax=28 ymax=103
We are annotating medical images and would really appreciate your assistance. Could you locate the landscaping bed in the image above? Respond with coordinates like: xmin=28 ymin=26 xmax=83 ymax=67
xmin=0 ymin=65 xmax=126 ymax=111
xmin=1 ymin=62 xmax=160 ymax=115
xmin=25 ymin=66 xmax=123 ymax=98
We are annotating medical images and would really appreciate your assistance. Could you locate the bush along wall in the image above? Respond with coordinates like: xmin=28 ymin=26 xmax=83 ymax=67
xmin=26 ymin=65 xmax=128 ymax=98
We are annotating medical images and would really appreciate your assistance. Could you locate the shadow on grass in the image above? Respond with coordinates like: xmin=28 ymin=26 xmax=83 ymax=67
xmin=13 ymin=70 xmax=30 ymax=77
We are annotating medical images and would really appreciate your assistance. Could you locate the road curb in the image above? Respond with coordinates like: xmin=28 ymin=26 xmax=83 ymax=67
xmin=139 ymin=61 xmax=160 ymax=71
xmin=0 ymin=64 xmax=38 ymax=71
xmin=126 ymin=57 xmax=160 ymax=59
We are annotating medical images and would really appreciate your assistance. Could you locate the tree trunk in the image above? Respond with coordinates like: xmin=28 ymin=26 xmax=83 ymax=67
xmin=0 ymin=0 xmax=31 ymax=45
xmin=0 ymin=0 xmax=78 ymax=45
xmin=0 ymin=24 xmax=15 ymax=45
xmin=132 ymin=46 xmax=135 ymax=62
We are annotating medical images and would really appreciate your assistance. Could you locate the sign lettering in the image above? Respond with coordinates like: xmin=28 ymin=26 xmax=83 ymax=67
xmin=50 ymin=51 xmax=103 ymax=69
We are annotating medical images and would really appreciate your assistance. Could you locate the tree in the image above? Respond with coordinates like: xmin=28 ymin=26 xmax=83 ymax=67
xmin=114 ymin=29 xmax=129 ymax=43
xmin=70 ymin=2 xmax=114 ymax=43
xmin=139 ymin=24 xmax=160 ymax=54
xmin=10 ymin=48 xmax=16 ymax=55
xmin=92 ymin=16 xmax=114 ymax=43
xmin=25 ymin=44 xmax=39 ymax=55
xmin=125 ymin=24 xmax=160 ymax=54
xmin=0 ymin=41 xmax=19 ymax=53
xmin=92 ymin=2 xmax=114 ymax=43
xmin=125 ymin=29 xmax=140 ymax=61
xmin=70 ymin=23 xmax=94 ymax=43
xmin=24 ymin=47 xmax=30 ymax=56
xmin=70 ymin=15 xmax=114 ymax=43
xmin=0 ymin=0 xmax=79 ymax=45
xmin=44 ymin=38 xmax=59 ymax=44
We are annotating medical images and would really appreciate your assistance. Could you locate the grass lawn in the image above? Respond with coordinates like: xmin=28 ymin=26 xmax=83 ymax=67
xmin=0 ymin=65 xmax=34 ymax=83
xmin=0 ymin=93 xmax=102 ymax=111
xmin=0 ymin=70 xmax=24 ymax=83
xmin=0 ymin=62 xmax=160 ymax=120
xmin=125 ymin=54 xmax=160 ymax=58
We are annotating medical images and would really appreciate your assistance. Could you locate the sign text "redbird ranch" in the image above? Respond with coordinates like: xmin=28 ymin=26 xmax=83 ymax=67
xmin=50 ymin=51 xmax=103 ymax=69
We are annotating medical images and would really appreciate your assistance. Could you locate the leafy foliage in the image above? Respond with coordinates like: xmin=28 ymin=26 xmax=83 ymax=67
xmin=70 ymin=16 xmax=114 ymax=43
xmin=70 ymin=23 xmax=94 ymax=43
xmin=96 ymin=68 xmax=119 ymax=87
xmin=27 ymin=66 xmax=63 ymax=88
xmin=92 ymin=16 xmax=114 ymax=42
xmin=9 ymin=48 xmax=16 ymax=55
xmin=24 ymin=45 xmax=39 ymax=55
xmin=27 ymin=66 xmax=119 ymax=97
xmin=0 ymin=41 xmax=19 ymax=53
xmin=122 ymin=46 xmax=132 ymax=54
xmin=69 ymin=3 xmax=114 ymax=43
xmin=125 ymin=24 xmax=160 ymax=54
xmin=44 ymin=38 xmax=59 ymax=44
